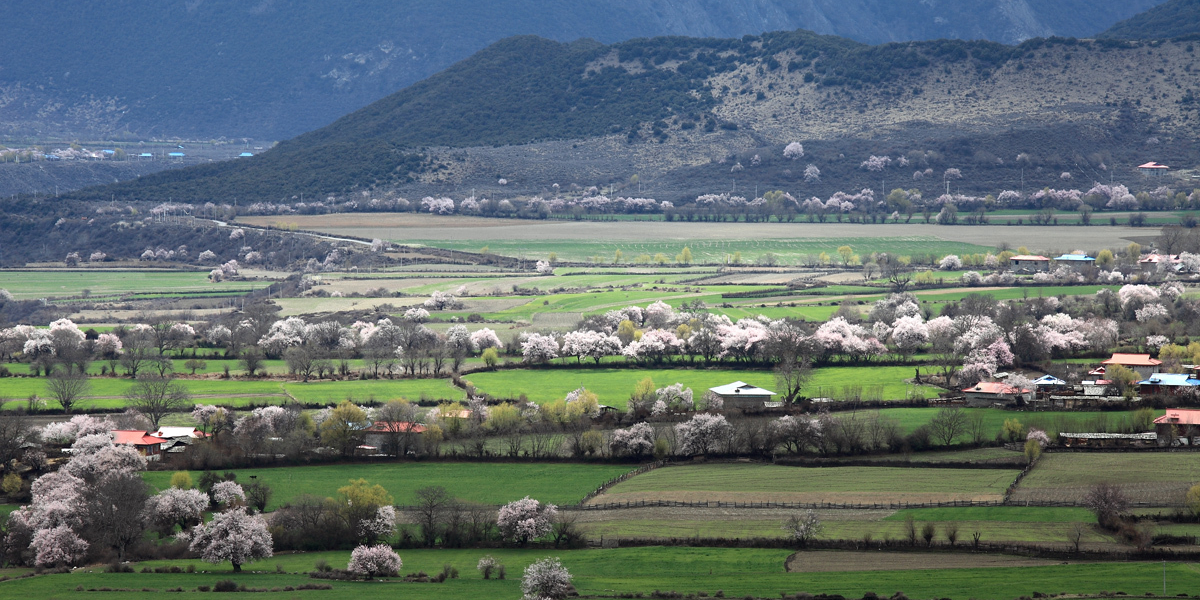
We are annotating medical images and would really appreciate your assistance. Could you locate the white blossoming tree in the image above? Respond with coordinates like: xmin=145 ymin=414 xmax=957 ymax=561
xmin=521 ymin=557 xmax=573 ymax=600
xmin=347 ymin=543 xmax=402 ymax=578
xmin=188 ymin=508 xmax=273 ymax=572
xmin=497 ymin=497 xmax=557 ymax=544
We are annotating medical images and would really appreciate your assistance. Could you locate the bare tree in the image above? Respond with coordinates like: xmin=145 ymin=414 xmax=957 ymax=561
xmin=1083 ymin=482 xmax=1129 ymax=529
xmin=0 ymin=411 xmax=37 ymax=468
xmin=119 ymin=336 xmax=155 ymax=378
xmin=46 ymin=364 xmax=91 ymax=413
xmin=375 ymin=400 xmax=421 ymax=457
xmin=239 ymin=348 xmax=265 ymax=376
xmin=412 ymin=486 xmax=452 ymax=547
xmin=125 ymin=375 xmax=191 ymax=428
xmin=284 ymin=346 xmax=317 ymax=382
xmin=1068 ymin=522 xmax=1089 ymax=553
xmin=966 ymin=411 xmax=988 ymax=446
xmin=84 ymin=472 xmax=149 ymax=560
xmin=774 ymin=360 xmax=812 ymax=404
xmin=928 ymin=407 xmax=968 ymax=446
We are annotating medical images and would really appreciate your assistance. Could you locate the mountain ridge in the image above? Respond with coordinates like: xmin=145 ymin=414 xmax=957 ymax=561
xmin=65 ymin=30 xmax=1200 ymax=204
xmin=0 ymin=0 xmax=1165 ymax=140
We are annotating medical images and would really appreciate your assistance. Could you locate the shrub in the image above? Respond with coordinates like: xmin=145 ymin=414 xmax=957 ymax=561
xmin=213 ymin=580 xmax=238 ymax=592
xmin=346 ymin=544 xmax=401 ymax=578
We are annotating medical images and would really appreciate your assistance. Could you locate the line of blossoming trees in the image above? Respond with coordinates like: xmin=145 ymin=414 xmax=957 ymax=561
xmin=4 ymin=416 xmax=576 ymax=596
xmin=3 ymin=279 xmax=1187 ymax=395
xmin=171 ymin=176 xmax=1200 ymax=225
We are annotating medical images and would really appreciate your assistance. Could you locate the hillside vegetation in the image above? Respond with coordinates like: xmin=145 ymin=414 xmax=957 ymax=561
xmin=0 ymin=0 xmax=1162 ymax=140
xmin=1099 ymin=0 xmax=1200 ymax=40
xmin=69 ymin=30 xmax=1200 ymax=203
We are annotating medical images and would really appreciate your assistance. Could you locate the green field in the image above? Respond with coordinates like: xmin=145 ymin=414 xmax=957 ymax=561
xmin=884 ymin=506 xmax=1095 ymax=523
xmin=0 ymin=376 xmax=465 ymax=410
xmin=0 ymin=269 xmax=264 ymax=299
xmin=464 ymin=366 xmax=939 ymax=407
xmin=412 ymin=237 xmax=995 ymax=264
xmin=583 ymin=516 xmax=1115 ymax=544
xmin=143 ymin=463 xmax=633 ymax=509
xmin=860 ymin=407 xmax=1154 ymax=443
xmin=594 ymin=463 xmax=1019 ymax=504
xmin=1011 ymin=453 xmax=1200 ymax=506
xmin=5 ymin=547 xmax=1197 ymax=600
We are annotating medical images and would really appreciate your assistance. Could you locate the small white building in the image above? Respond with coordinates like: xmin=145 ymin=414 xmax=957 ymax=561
xmin=708 ymin=381 xmax=776 ymax=409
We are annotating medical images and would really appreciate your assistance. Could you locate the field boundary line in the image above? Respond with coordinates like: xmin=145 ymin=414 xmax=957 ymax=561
xmin=575 ymin=498 xmax=1089 ymax=510
xmin=578 ymin=460 xmax=668 ymax=505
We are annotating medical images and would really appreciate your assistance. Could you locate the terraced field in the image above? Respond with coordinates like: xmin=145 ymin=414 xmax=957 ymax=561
xmin=1010 ymin=453 xmax=1200 ymax=507
xmin=590 ymin=463 xmax=1019 ymax=505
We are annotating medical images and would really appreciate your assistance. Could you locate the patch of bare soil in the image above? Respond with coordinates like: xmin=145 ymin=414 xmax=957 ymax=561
xmin=1009 ymin=482 xmax=1191 ymax=507
xmin=273 ymin=213 xmax=1158 ymax=251
xmin=238 ymin=213 xmax=537 ymax=230
xmin=567 ymin=506 xmax=893 ymax=524
xmin=589 ymin=491 xmax=1005 ymax=505
xmin=784 ymin=551 xmax=1062 ymax=573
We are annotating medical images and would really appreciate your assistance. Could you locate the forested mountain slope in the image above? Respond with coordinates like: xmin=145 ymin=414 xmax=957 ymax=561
xmin=0 ymin=0 xmax=1163 ymax=140
xmin=1099 ymin=0 xmax=1200 ymax=40
xmin=65 ymin=30 xmax=1200 ymax=204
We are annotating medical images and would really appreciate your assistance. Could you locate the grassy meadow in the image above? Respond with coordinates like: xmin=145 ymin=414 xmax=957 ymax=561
xmin=142 ymin=463 xmax=633 ymax=509
xmin=0 ymin=269 xmax=263 ymax=300
xmin=591 ymin=463 xmax=1019 ymax=504
xmin=6 ymin=547 xmax=1198 ymax=600
xmin=1010 ymin=453 xmax=1200 ymax=506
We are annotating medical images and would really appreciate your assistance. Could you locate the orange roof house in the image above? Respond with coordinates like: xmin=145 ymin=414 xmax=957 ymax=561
xmin=1010 ymin=255 xmax=1051 ymax=272
xmin=1154 ymin=409 xmax=1200 ymax=427
xmin=111 ymin=430 xmax=167 ymax=457
xmin=1138 ymin=162 xmax=1169 ymax=177
xmin=1153 ymin=409 xmax=1200 ymax=445
xmin=1102 ymin=353 xmax=1163 ymax=367
xmin=364 ymin=421 xmax=427 ymax=434
xmin=1102 ymin=353 xmax=1163 ymax=378
xmin=962 ymin=381 xmax=1033 ymax=406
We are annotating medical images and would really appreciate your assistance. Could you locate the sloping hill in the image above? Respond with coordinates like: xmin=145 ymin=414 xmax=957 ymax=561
xmin=68 ymin=30 xmax=1200 ymax=203
xmin=0 ymin=0 xmax=1164 ymax=140
xmin=1098 ymin=0 xmax=1200 ymax=40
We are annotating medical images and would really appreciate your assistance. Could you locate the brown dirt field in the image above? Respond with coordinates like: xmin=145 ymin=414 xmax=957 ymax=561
xmin=704 ymin=272 xmax=817 ymax=284
xmin=784 ymin=551 xmax=1062 ymax=573
xmin=239 ymin=213 xmax=1158 ymax=250
xmin=589 ymin=491 xmax=1005 ymax=505
xmin=567 ymin=506 xmax=892 ymax=523
xmin=1008 ymin=482 xmax=1192 ymax=507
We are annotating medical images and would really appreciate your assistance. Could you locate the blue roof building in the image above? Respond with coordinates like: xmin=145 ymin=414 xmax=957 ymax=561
xmin=238 ymin=152 xmax=254 ymax=157
xmin=168 ymin=152 xmax=185 ymax=158
xmin=1137 ymin=373 xmax=1200 ymax=396
xmin=1054 ymin=254 xmax=1095 ymax=262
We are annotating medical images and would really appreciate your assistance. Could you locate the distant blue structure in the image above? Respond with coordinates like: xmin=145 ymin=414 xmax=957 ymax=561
xmin=238 ymin=152 xmax=254 ymax=157
xmin=168 ymin=152 xmax=185 ymax=158
xmin=138 ymin=153 xmax=153 ymax=158
xmin=1054 ymin=254 xmax=1095 ymax=264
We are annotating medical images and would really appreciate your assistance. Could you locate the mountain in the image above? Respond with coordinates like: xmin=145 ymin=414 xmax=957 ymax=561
xmin=0 ymin=0 xmax=1165 ymax=140
xmin=1098 ymin=0 xmax=1200 ymax=40
xmin=68 ymin=29 xmax=1200 ymax=204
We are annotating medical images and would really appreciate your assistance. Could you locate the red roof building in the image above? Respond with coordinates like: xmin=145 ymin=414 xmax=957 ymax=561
xmin=1153 ymin=409 xmax=1200 ymax=445
xmin=1138 ymin=162 xmax=1169 ymax=177
xmin=1154 ymin=409 xmax=1200 ymax=427
xmin=364 ymin=421 xmax=427 ymax=434
xmin=1102 ymin=353 xmax=1163 ymax=378
xmin=962 ymin=382 xmax=1033 ymax=406
xmin=1010 ymin=255 xmax=1051 ymax=272
xmin=111 ymin=430 xmax=168 ymax=456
